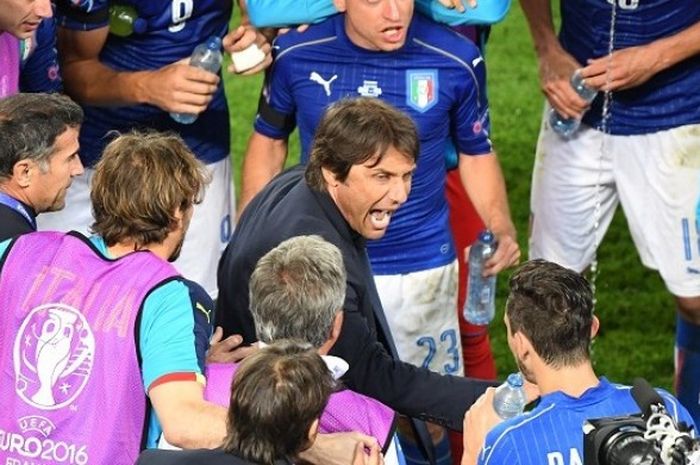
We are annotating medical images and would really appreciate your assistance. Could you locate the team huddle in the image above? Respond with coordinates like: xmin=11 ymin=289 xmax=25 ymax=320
xmin=0 ymin=0 xmax=699 ymax=465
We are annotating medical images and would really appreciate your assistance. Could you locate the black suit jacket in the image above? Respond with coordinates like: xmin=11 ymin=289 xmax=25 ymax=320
xmin=216 ymin=167 xmax=496 ymax=431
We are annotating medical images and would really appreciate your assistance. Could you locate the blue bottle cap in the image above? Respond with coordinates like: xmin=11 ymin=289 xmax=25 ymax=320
xmin=207 ymin=36 xmax=223 ymax=50
xmin=506 ymin=372 xmax=523 ymax=387
xmin=478 ymin=230 xmax=495 ymax=244
xmin=133 ymin=18 xmax=147 ymax=34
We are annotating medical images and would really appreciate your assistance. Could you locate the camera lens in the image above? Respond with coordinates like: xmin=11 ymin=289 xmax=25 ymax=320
xmin=601 ymin=428 xmax=659 ymax=465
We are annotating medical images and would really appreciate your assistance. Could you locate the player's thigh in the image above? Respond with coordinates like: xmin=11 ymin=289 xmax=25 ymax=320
xmin=374 ymin=261 xmax=463 ymax=375
xmin=615 ymin=124 xmax=700 ymax=298
xmin=529 ymin=109 xmax=618 ymax=271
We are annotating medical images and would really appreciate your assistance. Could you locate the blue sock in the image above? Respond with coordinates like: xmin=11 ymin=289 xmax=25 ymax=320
xmin=676 ymin=315 xmax=700 ymax=425
xmin=398 ymin=431 xmax=452 ymax=465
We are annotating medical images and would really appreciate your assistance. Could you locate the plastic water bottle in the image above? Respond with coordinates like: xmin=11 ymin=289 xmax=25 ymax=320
xmin=548 ymin=70 xmax=598 ymax=138
xmin=170 ymin=36 xmax=223 ymax=125
xmin=463 ymin=230 xmax=497 ymax=325
xmin=493 ymin=373 xmax=527 ymax=419
xmin=108 ymin=4 xmax=147 ymax=37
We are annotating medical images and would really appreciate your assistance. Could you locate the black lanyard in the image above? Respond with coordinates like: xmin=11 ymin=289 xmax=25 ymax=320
xmin=0 ymin=192 xmax=36 ymax=230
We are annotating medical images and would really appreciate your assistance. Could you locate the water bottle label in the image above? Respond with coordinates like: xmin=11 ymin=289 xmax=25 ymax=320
xmin=480 ymin=286 xmax=491 ymax=304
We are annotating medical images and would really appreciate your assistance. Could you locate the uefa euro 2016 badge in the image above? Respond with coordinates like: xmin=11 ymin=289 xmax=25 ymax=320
xmin=406 ymin=69 xmax=438 ymax=113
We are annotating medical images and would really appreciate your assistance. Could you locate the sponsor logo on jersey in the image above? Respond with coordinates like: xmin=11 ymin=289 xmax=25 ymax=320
xmin=13 ymin=303 xmax=95 ymax=410
xmin=357 ymin=80 xmax=383 ymax=98
xmin=309 ymin=71 xmax=338 ymax=97
xmin=406 ymin=69 xmax=438 ymax=112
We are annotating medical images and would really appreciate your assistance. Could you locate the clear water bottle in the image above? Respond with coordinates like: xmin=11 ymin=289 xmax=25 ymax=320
xmin=548 ymin=70 xmax=598 ymax=138
xmin=493 ymin=373 xmax=527 ymax=419
xmin=464 ymin=230 xmax=497 ymax=325
xmin=170 ymin=36 xmax=223 ymax=125
xmin=109 ymin=4 xmax=147 ymax=37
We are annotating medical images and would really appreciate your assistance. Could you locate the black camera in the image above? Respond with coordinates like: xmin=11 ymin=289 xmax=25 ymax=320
xmin=583 ymin=379 xmax=699 ymax=465
xmin=583 ymin=414 xmax=662 ymax=465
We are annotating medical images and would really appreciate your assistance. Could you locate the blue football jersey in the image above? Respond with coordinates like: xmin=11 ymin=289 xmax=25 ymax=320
xmin=479 ymin=378 xmax=697 ymax=465
xmin=255 ymin=14 xmax=492 ymax=275
xmin=20 ymin=18 xmax=62 ymax=93
xmin=55 ymin=0 xmax=232 ymax=166
xmin=561 ymin=0 xmax=700 ymax=135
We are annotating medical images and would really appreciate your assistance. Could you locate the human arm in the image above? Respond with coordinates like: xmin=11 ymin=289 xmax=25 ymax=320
xmin=237 ymin=132 xmax=289 ymax=217
xmin=56 ymin=23 xmax=219 ymax=113
xmin=334 ymin=277 xmax=498 ymax=431
xmin=458 ymin=153 xmax=519 ymax=275
xmin=580 ymin=19 xmax=700 ymax=91
xmin=222 ymin=0 xmax=272 ymax=75
xmin=299 ymin=432 xmax=380 ymax=465
xmin=149 ymin=380 xmax=228 ymax=448
xmin=519 ymin=0 xmax=588 ymax=118
xmin=461 ymin=388 xmax=501 ymax=465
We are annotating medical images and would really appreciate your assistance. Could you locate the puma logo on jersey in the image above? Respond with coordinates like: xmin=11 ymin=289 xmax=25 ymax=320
xmin=310 ymin=71 xmax=338 ymax=97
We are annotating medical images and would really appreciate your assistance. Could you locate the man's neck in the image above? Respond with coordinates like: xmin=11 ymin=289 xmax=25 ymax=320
xmin=0 ymin=184 xmax=33 ymax=210
xmin=107 ymin=241 xmax=170 ymax=261
xmin=535 ymin=361 xmax=599 ymax=398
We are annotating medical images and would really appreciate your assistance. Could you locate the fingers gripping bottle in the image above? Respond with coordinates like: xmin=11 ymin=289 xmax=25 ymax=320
xmin=548 ymin=70 xmax=598 ymax=138
xmin=170 ymin=36 xmax=223 ymax=125
xmin=463 ymin=230 xmax=497 ymax=325
xmin=493 ymin=373 xmax=527 ymax=419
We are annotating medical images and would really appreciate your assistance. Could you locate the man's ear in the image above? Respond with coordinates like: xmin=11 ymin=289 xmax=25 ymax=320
xmin=307 ymin=418 xmax=320 ymax=445
xmin=333 ymin=0 xmax=347 ymax=13
xmin=12 ymin=159 xmax=33 ymax=188
xmin=512 ymin=331 xmax=532 ymax=361
xmin=318 ymin=311 xmax=343 ymax=355
xmin=591 ymin=315 xmax=600 ymax=339
xmin=321 ymin=167 xmax=338 ymax=189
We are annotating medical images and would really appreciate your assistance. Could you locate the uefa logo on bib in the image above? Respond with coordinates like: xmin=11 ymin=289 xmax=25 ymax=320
xmin=13 ymin=303 xmax=95 ymax=410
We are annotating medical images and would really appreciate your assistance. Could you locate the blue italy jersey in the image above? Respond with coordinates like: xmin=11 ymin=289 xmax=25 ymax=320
xmin=561 ymin=0 xmax=700 ymax=135
xmin=256 ymin=14 xmax=492 ymax=274
xmin=20 ymin=18 xmax=62 ymax=93
xmin=55 ymin=0 xmax=232 ymax=166
xmin=479 ymin=378 xmax=697 ymax=465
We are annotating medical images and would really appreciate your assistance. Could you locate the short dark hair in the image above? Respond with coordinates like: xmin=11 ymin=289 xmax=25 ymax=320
xmin=90 ymin=131 xmax=210 ymax=246
xmin=0 ymin=93 xmax=83 ymax=178
xmin=505 ymin=259 xmax=594 ymax=367
xmin=223 ymin=340 xmax=335 ymax=465
xmin=250 ymin=235 xmax=346 ymax=348
xmin=305 ymin=98 xmax=419 ymax=191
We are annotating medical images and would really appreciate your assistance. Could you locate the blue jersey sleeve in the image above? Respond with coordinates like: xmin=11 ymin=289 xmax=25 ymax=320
xmin=54 ymin=0 xmax=109 ymax=31
xmin=246 ymin=0 xmax=337 ymax=27
xmin=453 ymin=49 xmax=492 ymax=156
xmin=0 ymin=239 xmax=10 ymax=261
xmin=181 ymin=278 xmax=215 ymax=373
xmin=253 ymin=51 xmax=297 ymax=139
xmin=19 ymin=19 xmax=62 ymax=93
xmin=245 ymin=0 xmax=509 ymax=27
xmin=139 ymin=280 xmax=205 ymax=392
xmin=478 ymin=425 xmax=519 ymax=465
xmin=416 ymin=0 xmax=511 ymax=26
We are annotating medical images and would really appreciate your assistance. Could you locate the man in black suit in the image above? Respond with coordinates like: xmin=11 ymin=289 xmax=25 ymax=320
xmin=217 ymin=98 xmax=497 ymax=463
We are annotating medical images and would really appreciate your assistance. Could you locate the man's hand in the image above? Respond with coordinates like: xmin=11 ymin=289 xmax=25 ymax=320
xmin=580 ymin=44 xmax=661 ymax=92
xmin=352 ymin=441 xmax=384 ymax=465
xmin=437 ymin=0 xmax=470 ymax=11
xmin=537 ymin=46 xmax=589 ymax=119
xmin=299 ymin=432 xmax=379 ymax=465
xmin=139 ymin=58 xmax=220 ymax=114
xmin=483 ymin=226 xmax=520 ymax=276
xmin=223 ymin=24 xmax=272 ymax=75
xmin=461 ymin=388 xmax=501 ymax=465
xmin=206 ymin=327 xmax=258 ymax=364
